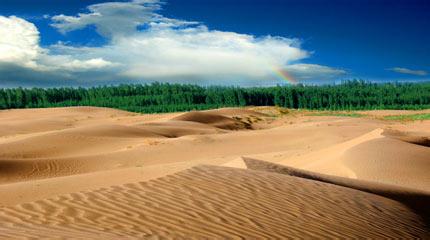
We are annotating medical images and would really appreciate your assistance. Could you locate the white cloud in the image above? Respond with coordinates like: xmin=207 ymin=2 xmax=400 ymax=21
xmin=47 ymin=26 xmax=313 ymax=85
xmin=387 ymin=67 xmax=427 ymax=76
xmin=51 ymin=0 xmax=161 ymax=39
xmin=0 ymin=16 xmax=42 ymax=68
xmin=110 ymin=28 xmax=309 ymax=80
xmin=38 ymin=55 xmax=117 ymax=72
xmin=67 ymin=58 xmax=115 ymax=70
xmin=0 ymin=0 xmax=347 ymax=86
xmin=284 ymin=64 xmax=346 ymax=80
xmin=51 ymin=0 xmax=199 ymax=40
xmin=0 ymin=15 xmax=116 ymax=75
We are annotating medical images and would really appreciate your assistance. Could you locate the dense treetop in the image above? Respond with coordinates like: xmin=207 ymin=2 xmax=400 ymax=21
xmin=0 ymin=81 xmax=429 ymax=113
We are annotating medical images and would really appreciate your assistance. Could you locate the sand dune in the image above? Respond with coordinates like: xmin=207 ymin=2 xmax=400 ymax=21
xmin=277 ymin=128 xmax=430 ymax=191
xmin=0 ymin=161 xmax=200 ymax=206
xmin=0 ymin=107 xmax=429 ymax=238
xmin=383 ymin=128 xmax=430 ymax=147
xmin=138 ymin=120 xmax=223 ymax=137
xmin=341 ymin=136 xmax=430 ymax=190
xmin=243 ymin=158 xmax=430 ymax=221
xmin=0 ymin=107 xmax=133 ymax=135
xmin=0 ymin=166 xmax=427 ymax=239
xmin=0 ymin=125 xmax=149 ymax=159
xmin=172 ymin=111 xmax=253 ymax=130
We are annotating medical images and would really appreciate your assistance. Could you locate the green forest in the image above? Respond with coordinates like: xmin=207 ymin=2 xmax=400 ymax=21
xmin=0 ymin=81 xmax=429 ymax=113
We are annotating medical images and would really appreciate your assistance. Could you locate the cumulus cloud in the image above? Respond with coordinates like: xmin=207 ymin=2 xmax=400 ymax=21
xmin=387 ymin=67 xmax=427 ymax=76
xmin=0 ymin=0 xmax=347 ymax=86
xmin=114 ymin=28 xmax=308 ymax=80
xmin=47 ymin=26 xmax=314 ymax=85
xmin=0 ymin=15 xmax=116 ymax=75
xmin=0 ymin=16 xmax=42 ymax=68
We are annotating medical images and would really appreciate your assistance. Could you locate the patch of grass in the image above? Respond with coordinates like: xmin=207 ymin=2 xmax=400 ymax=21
xmin=250 ymin=106 xmax=292 ymax=118
xmin=278 ymin=108 xmax=290 ymax=115
xmin=383 ymin=113 xmax=430 ymax=121
xmin=308 ymin=112 xmax=365 ymax=118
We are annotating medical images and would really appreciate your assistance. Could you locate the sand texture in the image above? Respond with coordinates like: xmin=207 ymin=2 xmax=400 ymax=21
xmin=0 ymin=106 xmax=429 ymax=238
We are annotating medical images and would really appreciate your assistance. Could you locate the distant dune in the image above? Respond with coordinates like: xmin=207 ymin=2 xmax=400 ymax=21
xmin=0 ymin=106 xmax=429 ymax=238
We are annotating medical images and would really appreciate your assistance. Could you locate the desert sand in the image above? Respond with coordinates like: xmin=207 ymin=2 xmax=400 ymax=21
xmin=0 ymin=106 xmax=429 ymax=238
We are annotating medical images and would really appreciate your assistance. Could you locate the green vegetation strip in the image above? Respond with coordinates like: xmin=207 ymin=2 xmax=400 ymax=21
xmin=0 ymin=81 xmax=429 ymax=113
xmin=383 ymin=113 xmax=430 ymax=121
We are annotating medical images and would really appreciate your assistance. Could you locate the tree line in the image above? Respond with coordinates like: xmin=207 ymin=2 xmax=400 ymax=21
xmin=0 ymin=81 xmax=429 ymax=113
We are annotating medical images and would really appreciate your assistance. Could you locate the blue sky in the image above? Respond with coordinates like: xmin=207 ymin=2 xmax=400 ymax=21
xmin=0 ymin=0 xmax=429 ymax=87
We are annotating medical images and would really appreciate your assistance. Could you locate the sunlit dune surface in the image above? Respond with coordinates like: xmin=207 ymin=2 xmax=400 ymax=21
xmin=276 ymin=128 xmax=430 ymax=191
xmin=0 ymin=166 xmax=427 ymax=239
xmin=243 ymin=158 xmax=430 ymax=221
xmin=0 ymin=106 xmax=429 ymax=238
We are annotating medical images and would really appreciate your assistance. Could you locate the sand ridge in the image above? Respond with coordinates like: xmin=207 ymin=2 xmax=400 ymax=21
xmin=243 ymin=157 xmax=430 ymax=221
xmin=0 ymin=165 xmax=427 ymax=239
xmin=275 ymin=127 xmax=430 ymax=191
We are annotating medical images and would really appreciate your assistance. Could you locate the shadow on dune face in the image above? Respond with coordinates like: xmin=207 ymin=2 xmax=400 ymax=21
xmin=242 ymin=157 xmax=430 ymax=228
xmin=172 ymin=111 xmax=254 ymax=130
xmin=383 ymin=129 xmax=430 ymax=147
xmin=0 ymin=160 xmax=27 ymax=176
xmin=0 ymin=159 xmax=64 ymax=183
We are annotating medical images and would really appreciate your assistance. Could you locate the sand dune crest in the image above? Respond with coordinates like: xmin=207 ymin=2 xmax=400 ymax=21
xmin=243 ymin=157 xmax=430 ymax=223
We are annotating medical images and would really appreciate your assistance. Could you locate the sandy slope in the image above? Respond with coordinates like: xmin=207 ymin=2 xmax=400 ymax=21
xmin=0 ymin=166 xmax=427 ymax=239
xmin=276 ymin=127 xmax=430 ymax=191
xmin=0 ymin=106 xmax=429 ymax=238
xmin=0 ymin=108 xmax=380 ymax=185
xmin=243 ymin=158 xmax=430 ymax=220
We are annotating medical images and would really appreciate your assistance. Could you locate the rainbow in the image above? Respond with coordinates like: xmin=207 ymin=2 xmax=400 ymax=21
xmin=273 ymin=68 xmax=298 ymax=84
